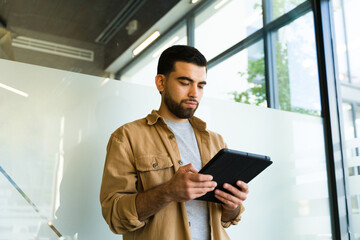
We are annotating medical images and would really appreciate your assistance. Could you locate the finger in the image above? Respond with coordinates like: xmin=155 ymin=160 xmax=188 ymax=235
xmin=190 ymin=180 xmax=217 ymax=189
xmin=187 ymin=172 xmax=213 ymax=182
xmin=236 ymin=181 xmax=249 ymax=193
xmin=183 ymin=185 xmax=216 ymax=200
xmin=214 ymin=191 xmax=240 ymax=209
xmin=181 ymin=163 xmax=198 ymax=173
xmin=215 ymin=188 xmax=243 ymax=205
xmin=191 ymin=185 xmax=216 ymax=195
xmin=223 ymin=183 xmax=247 ymax=201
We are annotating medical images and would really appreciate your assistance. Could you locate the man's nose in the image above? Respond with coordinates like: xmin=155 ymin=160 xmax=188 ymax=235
xmin=188 ymin=84 xmax=198 ymax=98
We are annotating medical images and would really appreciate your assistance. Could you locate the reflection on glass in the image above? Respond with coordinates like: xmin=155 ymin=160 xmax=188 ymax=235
xmin=207 ymin=40 xmax=266 ymax=106
xmin=0 ymin=166 xmax=63 ymax=238
xmin=275 ymin=12 xmax=321 ymax=116
xmin=121 ymin=24 xmax=187 ymax=86
xmin=272 ymin=0 xmax=306 ymax=20
xmin=356 ymin=105 xmax=360 ymax=138
xmin=342 ymin=102 xmax=360 ymax=240
xmin=195 ymin=0 xmax=262 ymax=60
xmin=342 ymin=103 xmax=356 ymax=140
xmin=333 ymin=0 xmax=360 ymax=85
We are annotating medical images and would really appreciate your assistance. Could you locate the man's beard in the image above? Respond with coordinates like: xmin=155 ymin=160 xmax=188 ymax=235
xmin=163 ymin=89 xmax=199 ymax=119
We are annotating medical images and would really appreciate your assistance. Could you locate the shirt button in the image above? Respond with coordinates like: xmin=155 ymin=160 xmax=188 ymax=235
xmin=152 ymin=163 xmax=158 ymax=169
xmin=178 ymin=160 xmax=183 ymax=165
xmin=169 ymin=135 xmax=175 ymax=139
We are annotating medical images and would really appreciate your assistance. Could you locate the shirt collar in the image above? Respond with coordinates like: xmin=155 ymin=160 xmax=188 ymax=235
xmin=146 ymin=110 xmax=207 ymax=131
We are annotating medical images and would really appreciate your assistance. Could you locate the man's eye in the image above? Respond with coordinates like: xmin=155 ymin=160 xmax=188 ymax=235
xmin=180 ymin=82 xmax=189 ymax=86
xmin=198 ymin=85 xmax=205 ymax=89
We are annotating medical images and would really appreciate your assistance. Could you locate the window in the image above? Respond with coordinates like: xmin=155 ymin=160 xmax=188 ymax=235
xmin=194 ymin=0 xmax=262 ymax=60
xmin=274 ymin=12 xmax=321 ymax=116
xmin=272 ymin=0 xmax=307 ymax=20
xmin=333 ymin=0 xmax=360 ymax=85
xmin=206 ymin=40 xmax=266 ymax=105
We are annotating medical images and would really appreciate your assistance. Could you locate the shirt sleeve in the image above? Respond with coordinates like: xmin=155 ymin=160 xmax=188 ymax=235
xmin=221 ymin=204 xmax=245 ymax=228
xmin=100 ymin=133 xmax=147 ymax=234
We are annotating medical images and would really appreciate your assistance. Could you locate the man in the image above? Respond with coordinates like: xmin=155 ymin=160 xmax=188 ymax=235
xmin=100 ymin=45 xmax=249 ymax=240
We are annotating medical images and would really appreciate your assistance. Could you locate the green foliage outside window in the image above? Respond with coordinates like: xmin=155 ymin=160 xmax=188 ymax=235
xmin=231 ymin=42 xmax=320 ymax=117
xmin=231 ymin=1 xmax=320 ymax=117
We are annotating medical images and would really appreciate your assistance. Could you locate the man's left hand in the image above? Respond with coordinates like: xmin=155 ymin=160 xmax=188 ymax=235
xmin=214 ymin=180 xmax=249 ymax=213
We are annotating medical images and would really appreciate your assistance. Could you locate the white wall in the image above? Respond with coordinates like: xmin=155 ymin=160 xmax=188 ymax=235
xmin=0 ymin=59 xmax=331 ymax=239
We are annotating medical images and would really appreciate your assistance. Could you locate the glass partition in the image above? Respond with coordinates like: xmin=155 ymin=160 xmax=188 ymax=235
xmin=1 ymin=59 xmax=332 ymax=239
xmin=0 ymin=59 xmax=160 ymax=240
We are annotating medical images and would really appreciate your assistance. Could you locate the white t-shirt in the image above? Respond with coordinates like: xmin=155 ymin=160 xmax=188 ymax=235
xmin=165 ymin=118 xmax=210 ymax=240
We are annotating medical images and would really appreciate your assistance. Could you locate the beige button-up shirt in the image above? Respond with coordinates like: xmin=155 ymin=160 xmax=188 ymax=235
xmin=100 ymin=110 xmax=244 ymax=240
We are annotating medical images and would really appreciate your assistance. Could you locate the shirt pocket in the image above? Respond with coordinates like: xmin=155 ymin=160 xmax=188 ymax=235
xmin=135 ymin=155 xmax=174 ymax=191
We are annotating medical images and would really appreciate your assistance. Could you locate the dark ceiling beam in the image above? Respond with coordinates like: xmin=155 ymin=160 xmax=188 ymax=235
xmin=0 ymin=16 xmax=6 ymax=28
xmin=104 ymin=0 xmax=180 ymax=68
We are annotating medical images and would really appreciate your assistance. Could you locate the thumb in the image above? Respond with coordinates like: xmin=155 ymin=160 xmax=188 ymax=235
xmin=182 ymin=163 xmax=198 ymax=173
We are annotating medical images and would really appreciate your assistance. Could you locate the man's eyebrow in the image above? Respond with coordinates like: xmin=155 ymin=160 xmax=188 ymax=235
xmin=177 ymin=76 xmax=207 ymax=85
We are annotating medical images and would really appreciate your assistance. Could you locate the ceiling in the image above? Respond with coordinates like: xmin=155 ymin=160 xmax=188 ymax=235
xmin=0 ymin=0 xmax=195 ymax=76
xmin=0 ymin=0 xmax=130 ymax=42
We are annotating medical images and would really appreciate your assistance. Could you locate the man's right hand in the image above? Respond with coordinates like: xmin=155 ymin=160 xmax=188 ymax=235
xmin=136 ymin=163 xmax=216 ymax=221
xmin=164 ymin=163 xmax=217 ymax=202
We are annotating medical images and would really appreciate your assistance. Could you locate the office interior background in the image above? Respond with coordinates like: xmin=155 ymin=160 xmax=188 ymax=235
xmin=0 ymin=0 xmax=359 ymax=239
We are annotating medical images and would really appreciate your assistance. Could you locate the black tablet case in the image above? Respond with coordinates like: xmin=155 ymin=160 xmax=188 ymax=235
xmin=195 ymin=148 xmax=272 ymax=203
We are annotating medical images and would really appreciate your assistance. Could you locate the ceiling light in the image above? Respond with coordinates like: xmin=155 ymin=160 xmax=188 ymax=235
xmin=12 ymin=36 xmax=94 ymax=62
xmin=152 ymin=36 xmax=180 ymax=58
xmin=0 ymin=83 xmax=29 ymax=97
xmin=100 ymin=78 xmax=110 ymax=87
xmin=133 ymin=31 xmax=160 ymax=56
xmin=191 ymin=0 xmax=200 ymax=3
xmin=214 ymin=0 xmax=228 ymax=10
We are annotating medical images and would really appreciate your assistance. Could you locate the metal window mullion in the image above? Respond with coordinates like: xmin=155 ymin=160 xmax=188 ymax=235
xmin=263 ymin=0 xmax=273 ymax=24
xmin=265 ymin=31 xmax=279 ymax=109
xmin=312 ymin=0 xmax=353 ymax=239
xmin=263 ymin=0 xmax=279 ymax=109
xmin=339 ymin=0 xmax=353 ymax=84
xmin=351 ymin=103 xmax=360 ymax=158
xmin=351 ymin=103 xmax=358 ymax=139
xmin=186 ymin=15 xmax=195 ymax=47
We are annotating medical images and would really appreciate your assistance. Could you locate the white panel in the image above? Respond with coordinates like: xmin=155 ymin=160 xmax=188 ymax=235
xmin=0 ymin=59 xmax=331 ymax=239
xmin=0 ymin=59 xmax=159 ymax=240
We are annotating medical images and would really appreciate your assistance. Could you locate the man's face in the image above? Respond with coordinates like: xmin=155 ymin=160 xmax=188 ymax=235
xmin=161 ymin=61 xmax=207 ymax=119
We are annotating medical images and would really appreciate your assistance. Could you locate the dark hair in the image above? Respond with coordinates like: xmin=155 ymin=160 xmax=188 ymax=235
xmin=157 ymin=45 xmax=207 ymax=76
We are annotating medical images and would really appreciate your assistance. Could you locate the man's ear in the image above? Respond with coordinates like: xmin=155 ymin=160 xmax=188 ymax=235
xmin=155 ymin=74 xmax=166 ymax=93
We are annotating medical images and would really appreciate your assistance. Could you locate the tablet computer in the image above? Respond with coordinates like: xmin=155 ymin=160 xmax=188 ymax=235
xmin=195 ymin=148 xmax=272 ymax=203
